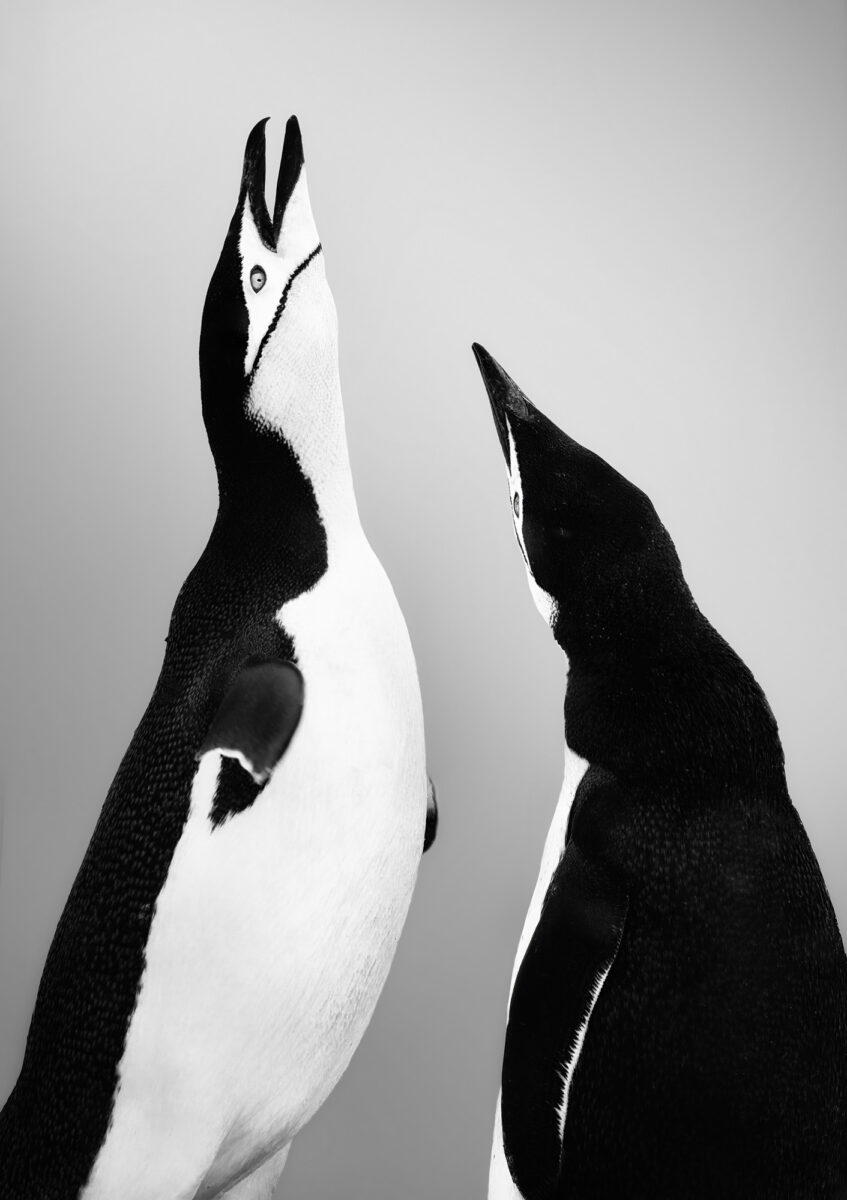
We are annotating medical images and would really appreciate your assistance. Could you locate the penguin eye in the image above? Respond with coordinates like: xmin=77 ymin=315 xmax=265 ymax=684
xmin=513 ymin=492 xmax=521 ymax=519
xmin=249 ymin=266 xmax=266 ymax=293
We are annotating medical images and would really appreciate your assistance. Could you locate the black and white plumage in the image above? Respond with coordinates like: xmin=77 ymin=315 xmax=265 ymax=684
xmin=0 ymin=117 xmax=433 ymax=1200
xmin=473 ymin=343 xmax=847 ymax=1200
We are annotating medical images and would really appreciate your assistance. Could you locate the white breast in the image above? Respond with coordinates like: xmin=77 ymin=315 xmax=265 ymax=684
xmin=487 ymin=733 xmax=590 ymax=1200
xmin=488 ymin=1094 xmax=525 ymax=1200
xmin=506 ymin=739 xmax=589 ymax=1004
xmin=82 ymin=533 xmax=427 ymax=1200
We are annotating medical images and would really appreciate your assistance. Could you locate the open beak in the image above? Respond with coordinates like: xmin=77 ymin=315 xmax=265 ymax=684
xmin=240 ymin=115 xmax=305 ymax=251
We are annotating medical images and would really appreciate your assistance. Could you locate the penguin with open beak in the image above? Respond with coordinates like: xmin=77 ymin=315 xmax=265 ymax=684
xmin=0 ymin=118 xmax=434 ymax=1200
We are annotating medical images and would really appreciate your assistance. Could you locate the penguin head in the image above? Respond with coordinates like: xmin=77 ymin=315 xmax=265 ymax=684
xmin=200 ymin=117 xmax=339 ymax=503
xmin=473 ymin=343 xmax=691 ymax=656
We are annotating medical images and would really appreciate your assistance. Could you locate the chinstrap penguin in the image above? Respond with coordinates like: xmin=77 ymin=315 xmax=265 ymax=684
xmin=0 ymin=116 xmax=436 ymax=1200
xmin=473 ymin=343 xmax=847 ymax=1199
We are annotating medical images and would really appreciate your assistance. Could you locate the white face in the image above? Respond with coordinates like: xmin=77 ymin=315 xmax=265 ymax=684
xmin=237 ymin=165 xmax=346 ymax=498
xmin=505 ymin=418 xmax=558 ymax=628
xmin=238 ymin=166 xmax=325 ymax=377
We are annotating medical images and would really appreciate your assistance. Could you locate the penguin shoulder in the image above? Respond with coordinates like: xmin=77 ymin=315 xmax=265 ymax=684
xmin=565 ymin=764 xmax=634 ymax=881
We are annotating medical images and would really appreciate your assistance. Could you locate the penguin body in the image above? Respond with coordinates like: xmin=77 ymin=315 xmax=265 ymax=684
xmin=83 ymin=538 xmax=424 ymax=1200
xmin=474 ymin=345 xmax=847 ymax=1199
xmin=0 ymin=119 xmax=430 ymax=1200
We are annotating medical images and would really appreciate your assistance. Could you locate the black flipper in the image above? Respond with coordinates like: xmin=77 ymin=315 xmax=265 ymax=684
xmin=423 ymin=776 xmax=438 ymax=853
xmin=501 ymin=767 xmax=629 ymax=1199
xmin=197 ymin=659 xmax=304 ymax=829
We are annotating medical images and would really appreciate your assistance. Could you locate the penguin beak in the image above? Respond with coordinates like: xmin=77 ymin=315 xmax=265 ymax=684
xmin=239 ymin=115 xmax=306 ymax=252
xmin=472 ymin=343 xmax=535 ymax=461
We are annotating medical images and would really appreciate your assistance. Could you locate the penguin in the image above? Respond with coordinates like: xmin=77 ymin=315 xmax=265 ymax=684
xmin=0 ymin=116 xmax=436 ymax=1200
xmin=472 ymin=343 xmax=847 ymax=1199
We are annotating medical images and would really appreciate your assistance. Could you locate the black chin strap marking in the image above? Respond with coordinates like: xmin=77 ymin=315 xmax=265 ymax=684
xmin=248 ymin=243 xmax=323 ymax=383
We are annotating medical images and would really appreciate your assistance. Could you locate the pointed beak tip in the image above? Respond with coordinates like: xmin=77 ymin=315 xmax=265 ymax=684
xmin=246 ymin=116 xmax=270 ymax=145
xmin=471 ymin=342 xmax=507 ymax=397
xmin=241 ymin=120 xmax=268 ymax=190
xmin=270 ymin=114 xmax=306 ymax=242
xmin=471 ymin=344 xmax=511 ymax=456
xmin=471 ymin=343 xmax=509 ymax=397
xmin=471 ymin=343 xmax=535 ymax=444
xmin=282 ymin=114 xmax=304 ymax=166
xmin=471 ymin=341 xmax=492 ymax=371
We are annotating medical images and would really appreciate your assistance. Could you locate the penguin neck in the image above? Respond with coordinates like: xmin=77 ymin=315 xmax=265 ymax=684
xmin=553 ymin=604 xmax=693 ymax=666
xmin=246 ymin=342 xmax=361 ymax=551
xmin=212 ymin=377 xmax=360 ymax=568
xmin=282 ymin=380 xmax=361 ymax=553
xmin=558 ymin=610 xmax=787 ymax=799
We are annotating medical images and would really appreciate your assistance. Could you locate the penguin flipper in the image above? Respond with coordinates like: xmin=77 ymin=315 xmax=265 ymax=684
xmin=423 ymin=776 xmax=438 ymax=853
xmin=198 ymin=658 xmax=304 ymax=783
xmin=500 ymin=767 xmax=629 ymax=1198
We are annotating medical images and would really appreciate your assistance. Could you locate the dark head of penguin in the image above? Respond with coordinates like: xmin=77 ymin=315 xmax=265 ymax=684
xmin=472 ymin=343 xmax=694 ymax=661
xmin=199 ymin=116 xmax=327 ymax=507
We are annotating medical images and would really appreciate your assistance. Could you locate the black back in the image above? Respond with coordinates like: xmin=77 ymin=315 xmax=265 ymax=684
xmin=474 ymin=345 xmax=847 ymax=1197
xmin=0 ymin=118 xmax=328 ymax=1196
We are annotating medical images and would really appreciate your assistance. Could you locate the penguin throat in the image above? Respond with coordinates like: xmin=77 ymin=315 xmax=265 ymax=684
xmin=506 ymin=420 xmax=559 ymax=629
xmin=245 ymin=378 xmax=359 ymax=552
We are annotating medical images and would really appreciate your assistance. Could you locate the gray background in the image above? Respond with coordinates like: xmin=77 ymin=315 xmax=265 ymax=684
xmin=1 ymin=1 xmax=845 ymax=1195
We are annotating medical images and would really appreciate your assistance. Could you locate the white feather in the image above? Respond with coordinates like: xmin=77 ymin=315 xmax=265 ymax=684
xmin=82 ymin=167 xmax=426 ymax=1199
xmin=488 ymin=1092 xmax=525 ymax=1200
xmin=487 ymin=722 xmax=590 ymax=1198
xmin=505 ymin=419 xmax=558 ymax=629
xmin=554 ymin=958 xmax=615 ymax=1142
xmin=507 ymin=737 xmax=589 ymax=1002
xmin=239 ymin=167 xmax=321 ymax=378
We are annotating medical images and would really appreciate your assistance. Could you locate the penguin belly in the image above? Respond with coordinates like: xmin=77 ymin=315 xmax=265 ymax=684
xmin=81 ymin=537 xmax=427 ymax=1200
